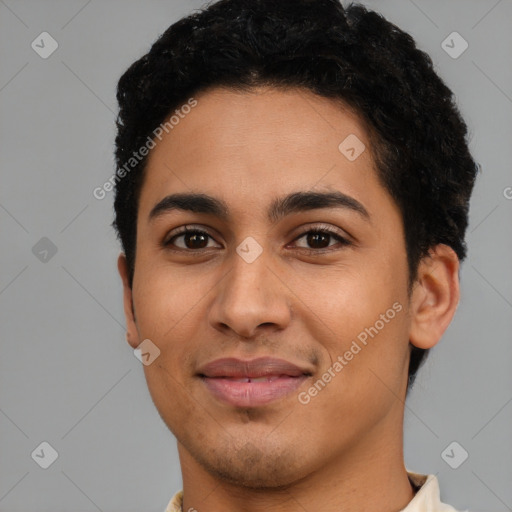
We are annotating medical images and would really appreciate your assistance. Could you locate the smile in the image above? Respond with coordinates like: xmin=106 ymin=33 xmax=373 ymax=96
xmin=196 ymin=356 xmax=312 ymax=407
xmin=201 ymin=375 xmax=309 ymax=407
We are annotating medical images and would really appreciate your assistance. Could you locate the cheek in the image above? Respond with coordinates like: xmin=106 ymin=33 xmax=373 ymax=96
xmin=135 ymin=268 xmax=206 ymax=425
xmin=292 ymin=255 xmax=407 ymax=344
xmin=131 ymin=266 xmax=210 ymax=414
xmin=300 ymin=307 xmax=409 ymax=446
xmin=294 ymin=255 xmax=410 ymax=404
xmin=132 ymin=261 xmax=210 ymax=339
xmin=143 ymin=359 xmax=204 ymax=439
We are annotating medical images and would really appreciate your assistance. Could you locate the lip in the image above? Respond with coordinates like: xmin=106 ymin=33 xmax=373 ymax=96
xmin=197 ymin=357 xmax=312 ymax=407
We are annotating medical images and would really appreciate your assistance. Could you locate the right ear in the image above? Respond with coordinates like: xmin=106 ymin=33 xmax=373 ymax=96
xmin=117 ymin=253 xmax=141 ymax=349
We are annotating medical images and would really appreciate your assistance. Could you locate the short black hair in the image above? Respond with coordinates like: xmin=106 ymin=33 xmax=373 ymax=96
xmin=113 ymin=0 xmax=478 ymax=389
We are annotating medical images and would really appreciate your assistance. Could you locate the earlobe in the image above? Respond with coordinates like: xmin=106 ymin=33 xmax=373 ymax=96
xmin=409 ymin=244 xmax=460 ymax=350
xmin=117 ymin=253 xmax=141 ymax=349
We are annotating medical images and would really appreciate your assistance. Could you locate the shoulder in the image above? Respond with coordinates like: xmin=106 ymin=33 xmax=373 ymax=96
xmin=405 ymin=472 xmax=468 ymax=512
xmin=164 ymin=489 xmax=183 ymax=512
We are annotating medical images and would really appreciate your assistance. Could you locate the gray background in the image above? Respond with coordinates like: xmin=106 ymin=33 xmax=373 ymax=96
xmin=0 ymin=0 xmax=511 ymax=511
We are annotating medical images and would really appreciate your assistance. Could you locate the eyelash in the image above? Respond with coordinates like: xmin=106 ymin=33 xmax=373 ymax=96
xmin=163 ymin=224 xmax=352 ymax=254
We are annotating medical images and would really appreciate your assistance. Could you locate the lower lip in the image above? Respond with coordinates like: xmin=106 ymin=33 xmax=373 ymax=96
xmin=201 ymin=376 xmax=309 ymax=407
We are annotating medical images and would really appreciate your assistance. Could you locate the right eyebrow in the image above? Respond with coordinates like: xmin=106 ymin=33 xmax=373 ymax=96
xmin=148 ymin=193 xmax=229 ymax=222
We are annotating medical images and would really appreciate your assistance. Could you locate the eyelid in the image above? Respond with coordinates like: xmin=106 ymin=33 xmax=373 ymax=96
xmin=292 ymin=222 xmax=351 ymax=240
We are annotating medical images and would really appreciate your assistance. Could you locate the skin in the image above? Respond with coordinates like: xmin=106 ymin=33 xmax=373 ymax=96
xmin=118 ymin=86 xmax=460 ymax=512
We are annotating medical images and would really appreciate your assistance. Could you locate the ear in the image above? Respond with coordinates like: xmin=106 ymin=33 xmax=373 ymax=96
xmin=117 ymin=253 xmax=141 ymax=349
xmin=409 ymin=244 xmax=460 ymax=350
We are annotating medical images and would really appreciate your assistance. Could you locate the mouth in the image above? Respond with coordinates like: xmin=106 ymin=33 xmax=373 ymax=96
xmin=197 ymin=357 xmax=312 ymax=408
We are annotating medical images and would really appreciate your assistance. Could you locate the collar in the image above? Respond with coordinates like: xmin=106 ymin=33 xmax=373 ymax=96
xmin=164 ymin=472 xmax=464 ymax=512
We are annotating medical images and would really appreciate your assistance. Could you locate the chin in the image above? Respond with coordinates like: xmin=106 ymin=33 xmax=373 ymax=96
xmin=189 ymin=437 xmax=311 ymax=489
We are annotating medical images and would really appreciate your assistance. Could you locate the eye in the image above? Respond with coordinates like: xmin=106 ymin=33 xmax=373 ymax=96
xmin=291 ymin=226 xmax=351 ymax=252
xmin=164 ymin=226 xmax=220 ymax=251
xmin=163 ymin=224 xmax=352 ymax=253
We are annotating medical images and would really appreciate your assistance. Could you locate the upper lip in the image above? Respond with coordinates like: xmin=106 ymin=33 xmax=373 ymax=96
xmin=197 ymin=357 xmax=312 ymax=378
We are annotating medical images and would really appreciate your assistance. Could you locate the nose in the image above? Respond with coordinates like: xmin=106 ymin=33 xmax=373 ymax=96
xmin=208 ymin=244 xmax=292 ymax=339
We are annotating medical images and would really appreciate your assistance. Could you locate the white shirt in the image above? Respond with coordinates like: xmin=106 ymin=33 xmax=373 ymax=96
xmin=164 ymin=471 xmax=468 ymax=511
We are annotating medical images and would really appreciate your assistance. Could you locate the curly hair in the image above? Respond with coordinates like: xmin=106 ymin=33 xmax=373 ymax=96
xmin=113 ymin=0 xmax=478 ymax=389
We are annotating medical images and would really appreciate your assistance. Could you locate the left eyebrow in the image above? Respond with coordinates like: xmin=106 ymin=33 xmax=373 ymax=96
xmin=268 ymin=190 xmax=370 ymax=223
xmin=148 ymin=190 xmax=370 ymax=223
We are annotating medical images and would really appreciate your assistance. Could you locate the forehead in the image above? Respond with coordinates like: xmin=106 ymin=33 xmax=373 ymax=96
xmin=138 ymin=86 xmax=386 ymax=221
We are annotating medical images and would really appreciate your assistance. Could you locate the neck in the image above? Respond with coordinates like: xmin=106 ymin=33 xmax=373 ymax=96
xmin=177 ymin=419 xmax=415 ymax=512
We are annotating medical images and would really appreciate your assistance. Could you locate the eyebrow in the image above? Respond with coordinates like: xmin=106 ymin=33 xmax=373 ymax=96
xmin=148 ymin=191 xmax=370 ymax=224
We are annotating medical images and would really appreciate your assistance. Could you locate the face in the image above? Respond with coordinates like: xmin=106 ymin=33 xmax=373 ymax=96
xmin=120 ymin=86 xmax=419 ymax=488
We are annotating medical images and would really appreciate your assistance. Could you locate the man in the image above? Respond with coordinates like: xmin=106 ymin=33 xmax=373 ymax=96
xmin=113 ymin=1 xmax=477 ymax=510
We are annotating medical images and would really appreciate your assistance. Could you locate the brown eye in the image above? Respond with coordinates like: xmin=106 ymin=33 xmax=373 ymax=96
xmin=181 ymin=231 xmax=209 ymax=249
xmin=305 ymin=232 xmax=330 ymax=249
xmin=165 ymin=228 xmax=219 ymax=250
xmin=293 ymin=228 xmax=351 ymax=251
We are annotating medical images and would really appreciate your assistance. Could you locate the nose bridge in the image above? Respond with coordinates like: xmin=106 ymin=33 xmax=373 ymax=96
xmin=209 ymin=237 xmax=291 ymax=337
xmin=230 ymin=238 xmax=270 ymax=294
